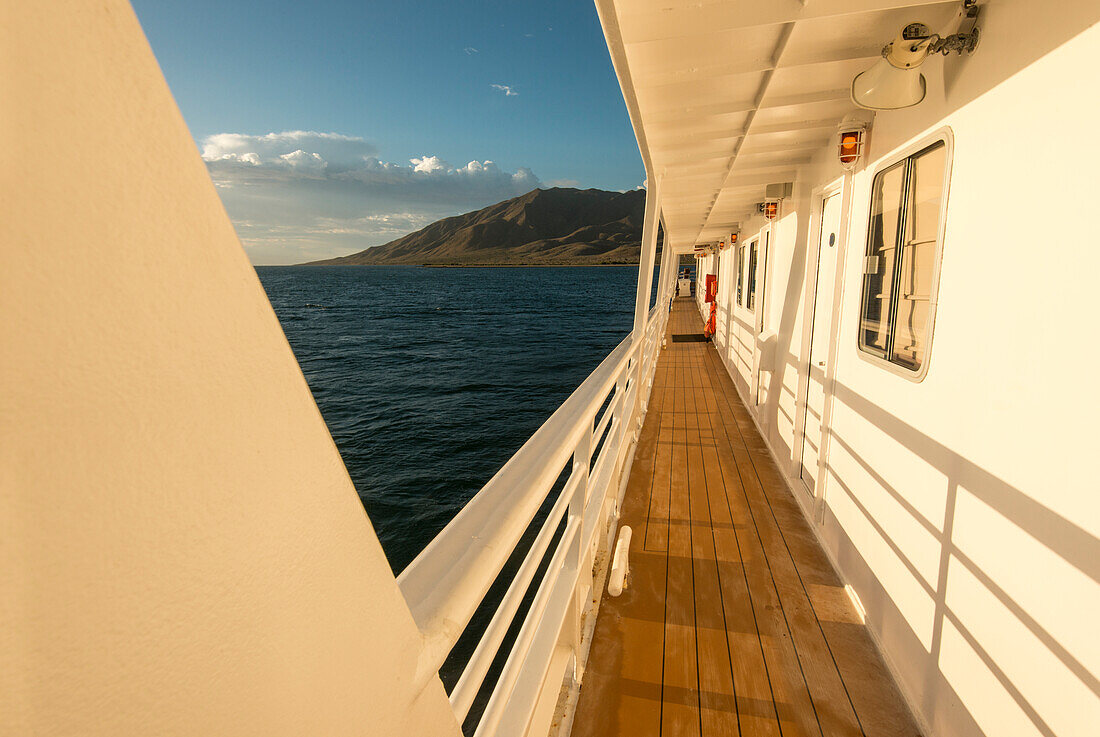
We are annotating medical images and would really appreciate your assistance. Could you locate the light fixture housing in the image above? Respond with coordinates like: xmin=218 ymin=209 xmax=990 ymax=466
xmin=837 ymin=114 xmax=871 ymax=170
xmin=852 ymin=2 xmax=981 ymax=110
xmin=758 ymin=183 xmax=790 ymax=221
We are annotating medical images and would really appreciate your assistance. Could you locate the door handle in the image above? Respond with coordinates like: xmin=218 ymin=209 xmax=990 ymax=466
xmin=817 ymin=361 xmax=826 ymax=367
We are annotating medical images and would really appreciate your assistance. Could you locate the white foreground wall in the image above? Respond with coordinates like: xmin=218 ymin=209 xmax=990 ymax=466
xmin=0 ymin=4 xmax=459 ymax=736
xmin=704 ymin=5 xmax=1099 ymax=737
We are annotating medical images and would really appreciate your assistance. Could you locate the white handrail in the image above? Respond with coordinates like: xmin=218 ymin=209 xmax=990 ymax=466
xmin=449 ymin=471 xmax=580 ymax=719
xmin=397 ymin=299 xmax=671 ymax=736
xmin=398 ymin=333 xmax=634 ymax=674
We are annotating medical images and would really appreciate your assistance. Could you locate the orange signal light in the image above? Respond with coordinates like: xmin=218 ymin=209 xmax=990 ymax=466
xmin=837 ymin=126 xmax=865 ymax=170
xmin=764 ymin=201 xmax=779 ymax=220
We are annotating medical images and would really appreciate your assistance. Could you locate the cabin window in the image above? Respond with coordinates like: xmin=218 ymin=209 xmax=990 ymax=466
xmin=757 ymin=231 xmax=769 ymax=322
xmin=736 ymin=245 xmax=745 ymax=306
xmin=858 ymin=140 xmax=948 ymax=373
xmin=746 ymin=239 xmax=758 ymax=311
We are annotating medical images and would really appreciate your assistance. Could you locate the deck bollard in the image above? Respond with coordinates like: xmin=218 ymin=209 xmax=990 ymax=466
xmin=608 ymin=526 xmax=632 ymax=597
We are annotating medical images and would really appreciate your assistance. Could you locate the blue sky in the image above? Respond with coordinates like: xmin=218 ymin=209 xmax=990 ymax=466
xmin=131 ymin=0 xmax=644 ymax=264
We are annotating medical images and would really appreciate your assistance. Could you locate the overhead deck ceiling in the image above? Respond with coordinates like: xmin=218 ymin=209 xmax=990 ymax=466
xmin=598 ymin=0 xmax=961 ymax=250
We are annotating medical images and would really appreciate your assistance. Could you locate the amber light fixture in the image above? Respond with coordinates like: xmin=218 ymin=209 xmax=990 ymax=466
xmin=837 ymin=116 xmax=869 ymax=170
xmin=840 ymin=130 xmax=862 ymax=166
xmin=764 ymin=201 xmax=779 ymax=221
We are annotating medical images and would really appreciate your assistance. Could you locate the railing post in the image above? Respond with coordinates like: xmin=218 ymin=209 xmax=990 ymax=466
xmin=656 ymin=239 xmax=673 ymax=308
xmin=566 ymin=426 xmax=591 ymax=681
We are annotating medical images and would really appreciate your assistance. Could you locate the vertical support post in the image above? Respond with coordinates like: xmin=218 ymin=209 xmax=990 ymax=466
xmin=660 ymin=243 xmax=676 ymax=312
xmin=646 ymin=244 xmax=668 ymax=388
xmin=666 ymin=249 xmax=679 ymax=310
xmin=654 ymin=241 xmax=672 ymax=315
xmin=630 ymin=175 xmax=662 ymax=429
xmin=631 ymin=177 xmax=662 ymax=339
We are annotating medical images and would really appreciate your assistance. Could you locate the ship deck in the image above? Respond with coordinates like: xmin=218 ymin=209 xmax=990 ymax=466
xmin=572 ymin=299 xmax=919 ymax=737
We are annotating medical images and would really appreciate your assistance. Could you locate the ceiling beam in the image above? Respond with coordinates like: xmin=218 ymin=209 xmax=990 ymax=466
xmin=738 ymin=138 xmax=830 ymax=156
xmin=747 ymin=117 xmax=841 ymax=136
xmin=618 ymin=0 xmax=957 ymax=45
xmin=631 ymin=45 xmax=878 ymax=92
xmin=692 ymin=21 xmax=795 ymax=243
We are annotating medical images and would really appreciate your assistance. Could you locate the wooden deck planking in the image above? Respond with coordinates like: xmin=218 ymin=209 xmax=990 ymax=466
xmin=715 ymin=386 xmax=861 ymax=737
xmin=661 ymin=348 xmax=700 ymax=737
xmin=700 ymin=347 xmax=917 ymax=737
xmin=694 ymin=354 xmax=782 ymax=737
xmin=645 ymin=349 xmax=673 ymax=554
xmin=571 ymin=300 xmax=920 ymax=737
xmin=686 ymin=342 xmax=739 ymax=737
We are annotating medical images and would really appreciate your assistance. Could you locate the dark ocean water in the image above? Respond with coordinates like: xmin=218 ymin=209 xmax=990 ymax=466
xmin=256 ymin=265 xmax=640 ymax=574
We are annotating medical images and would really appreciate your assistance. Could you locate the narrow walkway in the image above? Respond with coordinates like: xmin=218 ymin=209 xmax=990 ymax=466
xmin=572 ymin=300 xmax=919 ymax=737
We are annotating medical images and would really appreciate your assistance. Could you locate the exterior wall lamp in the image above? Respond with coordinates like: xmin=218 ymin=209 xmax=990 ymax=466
xmin=837 ymin=113 xmax=872 ymax=170
xmin=759 ymin=182 xmax=792 ymax=221
xmin=852 ymin=0 xmax=981 ymax=110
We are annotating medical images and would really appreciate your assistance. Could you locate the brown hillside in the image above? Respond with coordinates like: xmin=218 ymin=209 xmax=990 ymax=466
xmin=305 ymin=187 xmax=646 ymax=266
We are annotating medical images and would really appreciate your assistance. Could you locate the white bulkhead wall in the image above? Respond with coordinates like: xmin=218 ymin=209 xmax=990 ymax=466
xmin=702 ymin=4 xmax=1100 ymax=737
xmin=0 ymin=4 xmax=459 ymax=736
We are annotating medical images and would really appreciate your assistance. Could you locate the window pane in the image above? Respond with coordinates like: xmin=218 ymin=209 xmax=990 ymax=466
xmin=860 ymin=162 xmax=905 ymax=354
xmin=891 ymin=143 xmax=945 ymax=369
xmin=747 ymin=240 xmax=758 ymax=311
xmin=758 ymin=232 xmax=769 ymax=323
xmin=736 ymin=245 xmax=744 ymax=305
xmin=908 ymin=143 xmax=946 ymax=245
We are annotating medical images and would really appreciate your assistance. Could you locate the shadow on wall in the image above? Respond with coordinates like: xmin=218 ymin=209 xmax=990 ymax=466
xmin=940 ymin=0 xmax=1100 ymax=105
xmin=707 ymin=267 xmax=1097 ymax=735
xmin=817 ymin=378 xmax=1099 ymax=737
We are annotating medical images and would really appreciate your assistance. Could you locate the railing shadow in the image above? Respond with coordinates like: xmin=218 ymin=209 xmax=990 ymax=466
xmin=771 ymin=366 xmax=1097 ymax=736
xmin=698 ymin=279 xmax=1098 ymax=735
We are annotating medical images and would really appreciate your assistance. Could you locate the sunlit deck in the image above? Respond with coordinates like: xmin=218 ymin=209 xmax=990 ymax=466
xmin=572 ymin=299 xmax=920 ymax=737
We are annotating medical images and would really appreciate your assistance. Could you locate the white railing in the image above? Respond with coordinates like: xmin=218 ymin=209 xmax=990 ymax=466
xmin=398 ymin=298 xmax=670 ymax=737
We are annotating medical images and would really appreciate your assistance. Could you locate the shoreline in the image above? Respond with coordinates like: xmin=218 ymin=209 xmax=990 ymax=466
xmin=268 ymin=262 xmax=646 ymax=268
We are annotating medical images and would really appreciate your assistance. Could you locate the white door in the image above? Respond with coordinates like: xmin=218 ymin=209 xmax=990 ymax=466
xmin=799 ymin=193 xmax=842 ymax=495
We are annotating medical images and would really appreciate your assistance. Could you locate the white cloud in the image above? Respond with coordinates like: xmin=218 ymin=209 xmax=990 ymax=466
xmin=202 ymin=131 xmax=376 ymax=169
xmin=200 ymin=131 xmax=542 ymax=264
xmin=410 ymin=155 xmax=448 ymax=174
xmin=490 ymin=84 xmax=518 ymax=97
xmin=279 ymin=149 xmax=327 ymax=171
xmin=464 ymin=47 xmax=479 ymax=55
xmin=547 ymin=178 xmax=581 ymax=188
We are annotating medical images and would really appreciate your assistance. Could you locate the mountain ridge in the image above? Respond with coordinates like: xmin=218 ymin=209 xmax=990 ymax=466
xmin=304 ymin=187 xmax=647 ymax=266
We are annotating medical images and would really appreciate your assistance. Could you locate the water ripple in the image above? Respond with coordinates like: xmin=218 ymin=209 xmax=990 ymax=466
xmin=258 ymin=264 xmax=643 ymax=574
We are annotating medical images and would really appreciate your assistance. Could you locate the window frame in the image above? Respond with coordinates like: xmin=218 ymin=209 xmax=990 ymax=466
xmin=756 ymin=230 xmax=769 ymax=328
xmin=745 ymin=238 xmax=758 ymax=312
xmin=735 ymin=244 xmax=745 ymax=306
xmin=856 ymin=128 xmax=954 ymax=382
